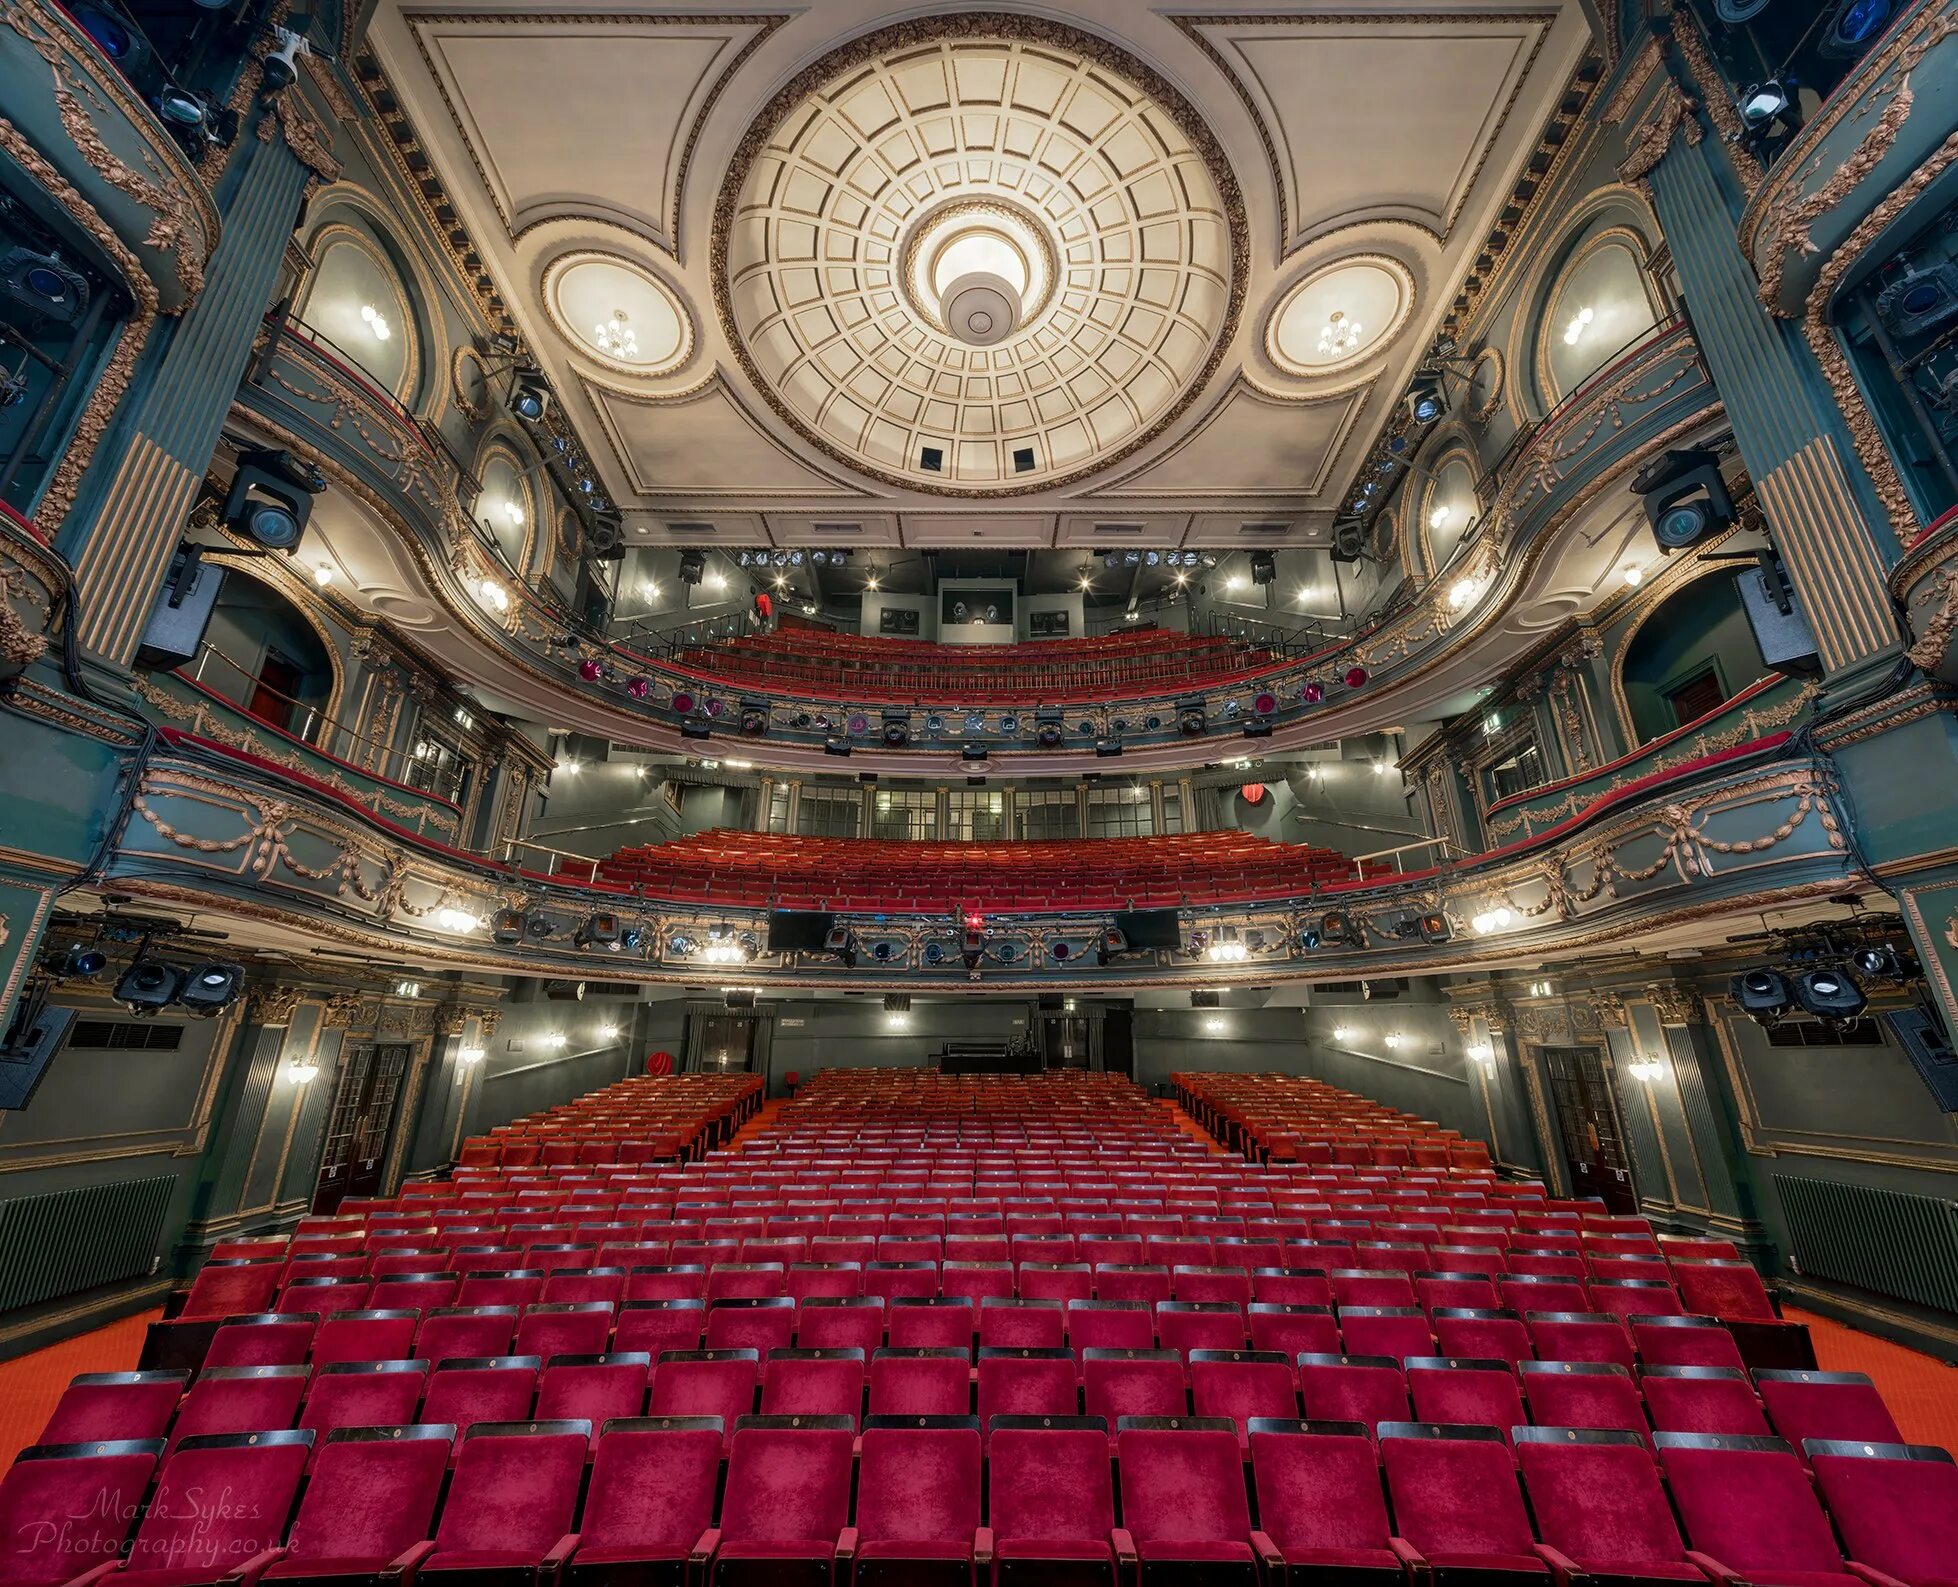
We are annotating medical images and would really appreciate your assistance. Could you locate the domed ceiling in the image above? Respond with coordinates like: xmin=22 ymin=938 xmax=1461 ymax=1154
xmin=713 ymin=21 xmax=1242 ymax=495
xmin=367 ymin=1 xmax=1588 ymax=542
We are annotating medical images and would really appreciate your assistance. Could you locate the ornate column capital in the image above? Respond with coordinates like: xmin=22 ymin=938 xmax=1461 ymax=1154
xmin=247 ymin=984 xmax=305 ymax=1025
xmin=321 ymin=991 xmax=365 ymax=1028
xmin=1644 ymin=983 xmax=1704 ymax=1026
xmin=1595 ymin=991 xmax=1633 ymax=1027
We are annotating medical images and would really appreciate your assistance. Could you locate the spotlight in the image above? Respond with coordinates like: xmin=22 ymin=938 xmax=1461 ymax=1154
xmin=261 ymin=26 xmax=308 ymax=90
xmin=1851 ymin=944 xmax=1917 ymax=981
xmin=0 ymin=246 xmax=89 ymax=326
xmin=824 ymin=925 xmax=858 ymax=969
xmin=1795 ymin=966 xmax=1868 ymax=1021
xmin=525 ymin=912 xmax=555 ymax=941
xmin=1241 ymin=719 xmax=1273 ymax=739
xmin=1301 ymin=681 xmax=1325 ymax=704
xmin=578 ymin=659 xmax=604 ymax=682
xmin=1876 ymin=256 xmax=1958 ymax=341
xmin=1730 ymin=968 xmax=1793 ymax=1022
xmin=1819 ymin=0 xmax=1892 ymax=58
xmin=1296 ymin=926 xmax=1321 ymax=951
xmin=671 ymin=692 xmax=697 ymax=716
xmin=882 ymin=711 xmax=911 ymax=748
xmin=1331 ymin=519 xmax=1368 ymax=563
xmin=223 ymin=448 xmax=324 ymax=552
xmin=680 ymin=720 xmax=712 ymax=741
xmin=739 ymin=699 xmax=769 ymax=736
xmin=115 ymin=959 xmax=183 ymax=1016
xmin=52 ymin=945 xmax=108 ymax=980
xmin=1096 ymin=926 xmax=1128 ymax=967
xmin=1634 ymin=448 xmax=1734 ymax=553
xmin=1415 ymin=911 xmax=1450 ymax=945
xmin=961 ymin=743 xmax=989 ymax=763
xmin=509 ymin=368 xmax=551 ymax=422
xmin=1094 ymin=738 xmax=1123 ymax=758
xmin=1179 ymin=699 xmax=1207 ymax=737
xmin=961 ymin=925 xmax=986 ymax=972
xmin=178 ymin=962 xmax=245 ymax=1017
xmin=1249 ymin=551 xmax=1277 ymax=586
xmin=575 ymin=912 xmax=623 ymax=951
xmin=1206 ymin=927 xmax=1248 ymax=963
xmin=1320 ymin=910 xmax=1352 ymax=946
xmin=491 ymin=908 xmax=526 ymax=945
xmin=625 ymin=677 xmax=651 ymax=700
xmin=1035 ymin=708 xmax=1064 ymax=748
xmin=1343 ymin=666 xmax=1369 ymax=689
xmin=1405 ymin=372 xmax=1448 ymax=425
xmin=679 ymin=551 xmax=705 ymax=586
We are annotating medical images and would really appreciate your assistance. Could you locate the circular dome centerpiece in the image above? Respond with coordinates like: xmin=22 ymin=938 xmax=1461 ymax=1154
xmin=714 ymin=17 xmax=1244 ymax=494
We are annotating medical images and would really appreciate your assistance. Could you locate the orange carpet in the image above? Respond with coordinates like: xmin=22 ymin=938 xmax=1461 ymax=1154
xmin=0 ymin=1308 xmax=161 ymax=1470
xmin=1784 ymin=1305 xmax=1958 ymax=1450
xmin=725 ymin=1097 xmax=785 ymax=1151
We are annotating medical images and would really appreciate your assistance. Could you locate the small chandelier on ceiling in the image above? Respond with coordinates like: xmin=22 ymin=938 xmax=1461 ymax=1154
xmin=1318 ymin=309 xmax=1363 ymax=357
xmin=593 ymin=309 xmax=637 ymax=360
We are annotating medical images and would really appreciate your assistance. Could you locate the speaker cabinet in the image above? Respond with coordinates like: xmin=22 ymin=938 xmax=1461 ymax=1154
xmin=1885 ymin=1007 xmax=1958 ymax=1112
xmin=1733 ymin=562 xmax=1821 ymax=680
xmin=0 ymin=1005 xmax=73 ymax=1110
xmin=137 ymin=549 xmax=227 ymax=670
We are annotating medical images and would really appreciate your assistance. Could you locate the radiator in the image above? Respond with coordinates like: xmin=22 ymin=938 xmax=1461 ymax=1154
xmin=1774 ymin=1172 xmax=1958 ymax=1313
xmin=0 ymin=1175 xmax=175 ymax=1312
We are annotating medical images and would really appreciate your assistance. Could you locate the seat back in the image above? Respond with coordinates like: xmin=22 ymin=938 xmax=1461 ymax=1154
xmin=0 ymin=1440 xmax=161 ymax=1587
xmin=283 ymin=1426 xmax=453 ymax=1567
xmin=1515 ymin=1427 xmax=1685 ymax=1567
xmin=421 ymin=1355 xmax=540 ymax=1436
xmin=1629 ymin=1315 xmax=1746 ymax=1370
xmin=1521 ymin=1361 xmax=1647 ymax=1445
xmin=1755 ymin=1370 xmax=1902 ymax=1456
xmin=720 ymin=1416 xmax=856 ymax=1544
xmin=858 ymin=1416 xmax=983 ymax=1546
xmin=1247 ymin=1420 xmax=1393 ymax=1553
xmin=649 ymin=1348 xmax=759 ymax=1438
xmin=869 ymin=1347 xmax=971 ymax=1419
xmin=614 ymin=1299 xmax=707 ymax=1356
xmin=1405 ymin=1357 xmax=1526 ymax=1442
xmin=1672 ymin=1262 xmax=1777 ymax=1322
xmin=204 ymin=1313 xmax=318 ymax=1370
xmin=414 ymin=1305 xmax=517 ymax=1363
xmin=577 ymin=1417 xmax=723 ymax=1555
xmin=179 ymin=1260 xmax=282 ymax=1320
xmin=1116 ymin=1417 xmax=1252 ymax=1545
xmin=166 ymin=1363 xmax=307 ymax=1452
xmin=977 ymin=1347 xmax=1079 ymax=1430
xmin=795 ymin=1297 xmax=884 ymax=1353
xmin=1247 ymin=1304 xmax=1339 ymax=1359
xmin=1657 ymin=1432 xmax=1847 ymax=1576
xmin=987 ymin=1418 xmax=1116 ymax=1543
xmin=1809 ymin=1441 xmax=1958 ymax=1587
xmin=433 ymin=1421 xmax=590 ymax=1560
xmin=127 ymin=1431 xmax=312 ymax=1575
xmin=311 ymin=1309 xmax=420 ymax=1367
xmin=1640 ymin=1366 xmax=1769 ymax=1437
xmin=300 ymin=1360 xmax=428 ymax=1443
xmin=1189 ymin=1350 xmax=1297 ymax=1442
xmin=1082 ymin=1349 xmax=1187 ymax=1425
xmin=536 ymin=1352 xmax=651 ymax=1427
xmin=35 ymin=1370 xmax=186 ymax=1447
xmin=760 ymin=1347 xmax=865 ymax=1424
xmin=1297 ymin=1354 xmax=1409 ymax=1433
xmin=1380 ymin=1423 xmax=1535 ymax=1559
xmin=888 ymin=1298 xmax=976 ymax=1350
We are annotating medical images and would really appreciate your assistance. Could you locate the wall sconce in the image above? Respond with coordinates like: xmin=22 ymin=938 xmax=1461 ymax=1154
xmin=1467 ymin=1043 xmax=1494 ymax=1063
xmin=1384 ymin=1033 xmax=1404 ymax=1049
xmin=598 ymin=1024 xmax=620 ymax=1041
xmin=284 ymin=1060 xmax=319 ymax=1083
xmin=1628 ymin=1054 xmax=1665 ymax=1083
xmin=543 ymin=1032 xmax=569 ymax=1050
xmin=1331 ymin=1024 xmax=1355 ymax=1043
xmin=457 ymin=1046 xmax=484 ymax=1065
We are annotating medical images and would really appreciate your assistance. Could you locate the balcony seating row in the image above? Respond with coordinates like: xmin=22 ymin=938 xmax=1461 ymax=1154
xmin=578 ymin=828 xmax=1361 ymax=910
xmin=663 ymin=623 xmax=1285 ymax=703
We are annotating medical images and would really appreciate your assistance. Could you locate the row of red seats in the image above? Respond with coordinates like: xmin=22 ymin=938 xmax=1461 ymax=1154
xmin=9 ymin=1411 xmax=1951 ymax=1587
xmin=455 ymin=1072 xmax=762 ymax=1166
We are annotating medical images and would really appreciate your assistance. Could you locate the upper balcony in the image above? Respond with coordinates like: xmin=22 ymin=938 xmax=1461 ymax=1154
xmin=106 ymin=665 xmax=1846 ymax=987
xmin=242 ymin=319 xmax=1718 ymax=772
xmin=0 ymin=0 xmax=220 ymax=314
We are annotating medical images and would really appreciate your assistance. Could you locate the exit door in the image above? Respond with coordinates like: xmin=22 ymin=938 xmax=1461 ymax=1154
xmin=313 ymin=1042 xmax=410 ymax=1212
xmin=1040 ymin=1015 xmax=1090 ymax=1068
xmin=1540 ymin=1045 xmax=1638 ymax=1213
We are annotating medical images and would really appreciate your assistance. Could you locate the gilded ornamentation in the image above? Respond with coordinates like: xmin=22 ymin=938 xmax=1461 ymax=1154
xmin=1601 ymin=38 xmax=1665 ymax=127
xmin=247 ymin=984 xmax=305 ymax=1024
xmin=262 ymin=90 xmax=344 ymax=186
xmin=1644 ymin=983 xmax=1703 ymax=1025
xmin=321 ymin=992 xmax=363 ymax=1028
xmin=1619 ymin=80 xmax=1702 ymax=188
xmin=1670 ymin=13 xmax=1762 ymax=197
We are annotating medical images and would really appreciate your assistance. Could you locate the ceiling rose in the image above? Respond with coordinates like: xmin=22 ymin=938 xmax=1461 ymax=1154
xmin=543 ymin=252 xmax=693 ymax=375
xmin=1266 ymin=256 xmax=1416 ymax=378
xmin=713 ymin=16 xmax=1245 ymax=495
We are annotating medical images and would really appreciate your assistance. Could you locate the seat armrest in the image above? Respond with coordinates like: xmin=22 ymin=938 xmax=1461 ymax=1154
xmin=974 ymin=1526 xmax=996 ymax=1568
xmin=217 ymin=1547 xmax=287 ymax=1585
xmin=836 ymin=1527 xmax=859 ymax=1565
xmin=1111 ymin=1527 xmax=1139 ymax=1568
xmin=690 ymin=1528 xmax=722 ymax=1568
xmin=385 ymin=1540 xmax=437 ymax=1579
xmin=1250 ymin=1529 xmax=1285 ymax=1573
xmin=1847 ymin=1565 xmax=1911 ymax=1587
xmin=62 ymin=1565 xmax=123 ymax=1587
xmin=1532 ymin=1542 xmax=1586 ymax=1585
xmin=1389 ymin=1536 xmax=1430 ymax=1578
xmin=541 ymin=1531 xmax=580 ymax=1579
xmin=1683 ymin=1551 xmax=1746 ymax=1586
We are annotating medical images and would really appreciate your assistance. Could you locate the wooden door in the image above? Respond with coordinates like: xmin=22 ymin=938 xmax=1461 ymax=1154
xmin=313 ymin=1042 xmax=410 ymax=1211
xmin=1540 ymin=1045 xmax=1639 ymax=1213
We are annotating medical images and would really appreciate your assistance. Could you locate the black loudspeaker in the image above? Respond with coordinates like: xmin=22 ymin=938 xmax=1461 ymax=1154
xmin=1361 ymin=978 xmax=1405 ymax=1000
xmin=543 ymin=980 xmax=586 ymax=1001
xmin=1734 ymin=555 xmax=1822 ymax=680
xmin=1190 ymin=990 xmax=1222 ymax=1009
xmin=0 ymin=1003 xmax=72 ymax=1110
xmin=1886 ymin=1006 xmax=1958 ymax=1112
xmin=724 ymin=989 xmax=756 ymax=1010
xmin=136 ymin=546 xmax=227 ymax=669
xmin=1038 ymin=993 xmax=1065 ymax=1011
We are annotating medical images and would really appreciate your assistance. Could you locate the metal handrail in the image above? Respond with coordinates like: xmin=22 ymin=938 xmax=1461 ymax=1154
xmin=1349 ymin=836 xmax=1465 ymax=874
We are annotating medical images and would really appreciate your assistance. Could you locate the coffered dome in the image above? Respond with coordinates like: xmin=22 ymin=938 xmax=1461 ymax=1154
xmin=713 ymin=18 xmax=1244 ymax=495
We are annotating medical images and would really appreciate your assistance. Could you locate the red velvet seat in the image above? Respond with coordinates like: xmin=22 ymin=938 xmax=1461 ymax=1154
xmin=416 ymin=1420 xmax=589 ymax=1586
xmin=869 ymin=1347 xmax=971 ymax=1419
xmin=797 ymin=1298 xmax=885 ymax=1354
xmin=1809 ymin=1440 xmax=1958 ymax=1587
xmin=421 ymin=1355 xmax=539 ymax=1440
xmin=1406 ymin=1358 xmax=1527 ymax=1446
xmin=1083 ymin=1349 xmax=1187 ymax=1429
xmin=1247 ymin=1419 xmax=1414 ymax=1585
xmin=414 ymin=1305 xmax=517 ymax=1364
xmin=204 ymin=1314 xmax=319 ymax=1370
xmin=1520 ymin=1362 xmax=1649 ymax=1448
xmin=1115 ymin=1416 xmax=1260 ymax=1584
xmin=1629 ymin=1317 xmax=1746 ymax=1371
xmin=1755 ymin=1371 xmax=1903 ymax=1463
xmin=855 ymin=1416 xmax=987 ymax=1587
xmin=706 ymin=1297 xmax=799 ymax=1354
xmin=987 ymin=1416 xmax=1129 ymax=1586
xmin=253 ymin=1424 xmax=454 ymax=1585
xmin=536 ymin=1351 xmax=652 ymax=1432
xmin=1380 ymin=1422 xmax=1548 ymax=1586
xmin=163 ymin=1363 xmax=307 ymax=1454
xmin=1524 ymin=1313 xmax=1635 ymax=1371
xmin=68 ymin=1428 xmax=312 ymax=1587
xmin=713 ymin=1415 xmax=858 ymax=1587
xmin=1657 ymin=1432 xmax=1858 ymax=1587
xmin=33 ymin=1370 xmax=186 ymax=1447
xmin=650 ymin=1349 xmax=760 ymax=1449
xmin=1339 ymin=1307 xmax=1434 ymax=1363
xmin=1640 ymin=1366 xmax=1769 ymax=1438
xmin=1297 ymin=1354 xmax=1410 ymax=1436
xmin=0 ymin=1439 xmax=162 ymax=1587
xmin=1515 ymin=1427 xmax=1704 ymax=1586
xmin=297 ymin=1360 xmax=428 ymax=1458
xmin=1248 ymin=1305 xmax=1341 ymax=1360
xmin=1190 ymin=1350 xmax=1298 ymax=1446
xmin=616 ymin=1299 xmax=708 ymax=1356
xmin=761 ymin=1348 xmax=866 ymax=1427
xmin=564 ymin=1416 xmax=723 ymax=1586
xmin=978 ymin=1348 xmax=1079 ymax=1433
xmin=516 ymin=1301 xmax=615 ymax=1358
xmin=889 ymin=1299 xmax=976 ymax=1351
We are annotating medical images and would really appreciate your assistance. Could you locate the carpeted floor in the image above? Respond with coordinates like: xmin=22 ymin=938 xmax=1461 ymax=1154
xmin=1784 ymin=1305 xmax=1958 ymax=1449
xmin=0 ymin=1308 xmax=160 ymax=1471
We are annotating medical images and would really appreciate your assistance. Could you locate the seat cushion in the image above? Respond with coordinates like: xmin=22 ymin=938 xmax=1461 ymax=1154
xmin=996 ymin=1539 xmax=1115 ymax=1563
xmin=858 ymin=1540 xmax=974 ymax=1562
xmin=1422 ymin=1553 xmax=1549 ymax=1577
xmin=572 ymin=1542 xmax=694 ymax=1566
xmin=1134 ymin=1541 xmax=1257 ymax=1565
xmin=1281 ymin=1546 xmax=1405 ymax=1575
xmin=717 ymin=1541 xmax=838 ymax=1561
xmin=421 ymin=1548 xmax=551 ymax=1571
xmin=1570 ymin=1562 xmax=1704 ymax=1584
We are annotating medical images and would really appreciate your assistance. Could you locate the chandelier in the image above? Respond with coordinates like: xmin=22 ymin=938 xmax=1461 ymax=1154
xmin=1317 ymin=309 xmax=1363 ymax=357
xmin=593 ymin=309 xmax=638 ymax=360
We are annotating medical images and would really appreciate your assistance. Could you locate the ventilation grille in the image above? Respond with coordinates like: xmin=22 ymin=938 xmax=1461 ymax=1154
xmin=1774 ymin=1173 xmax=1958 ymax=1312
xmin=0 ymin=1175 xmax=175 ymax=1312
xmin=66 ymin=1020 xmax=185 ymax=1052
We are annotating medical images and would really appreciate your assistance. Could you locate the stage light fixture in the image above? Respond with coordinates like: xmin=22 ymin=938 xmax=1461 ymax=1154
xmin=525 ymin=912 xmax=556 ymax=941
xmin=543 ymin=980 xmax=586 ymax=1001
xmin=1096 ymin=926 xmax=1129 ymax=967
xmin=678 ymin=551 xmax=705 ymax=587
xmin=1035 ymin=708 xmax=1064 ymax=748
xmin=1320 ymin=910 xmax=1352 ymax=946
xmin=961 ymin=925 xmax=986 ymax=971
xmin=1405 ymin=372 xmax=1448 ymax=425
xmin=1730 ymin=968 xmax=1793 ymax=1022
xmin=824 ymin=736 xmax=851 ymax=757
xmin=223 ymin=448 xmax=323 ymax=553
xmin=1249 ymin=551 xmax=1277 ymax=586
xmin=1301 ymin=681 xmax=1326 ymax=704
xmin=1344 ymin=666 xmax=1370 ymax=689
xmin=1634 ymin=447 xmax=1734 ymax=552
xmin=882 ymin=711 xmax=911 ymax=748
xmin=1179 ymin=697 xmax=1207 ymax=737
xmin=52 ymin=945 xmax=108 ymax=980
xmin=1094 ymin=738 xmax=1123 ymax=758
xmin=1819 ymin=0 xmax=1891 ymax=57
xmin=1851 ymin=944 xmax=1916 ymax=981
xmin=1795 ymin=966 xmax=1868 ymax=1022
xmin=1241 ymin=719 xmax=1273 ymax=739
xmin=178 ymin=963 xmax=245 ymax=1017
xmin=1415 ymin=911 xmax=1450 ymax=945
xmin=575 ymin=912 xmax=623 ymax=951
xmin=739 ymin=699 xmax=769 ymax=736
xmin=491 ymin=907 xmax=526 ymax=945
xmin=115 ymin=959 xmax=183 ymax=1016
xmin=680 ymin=720 xmax=711 ymax=741
xmin=961 ymin=743 xmax=989 ymax=763
xmin=1296 ymin=926 xmax=1322 ymax=951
